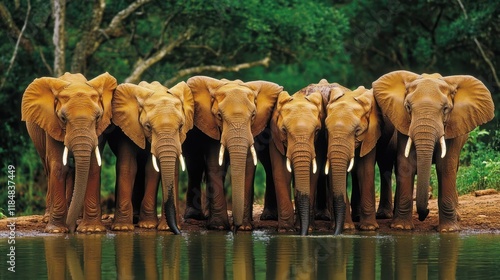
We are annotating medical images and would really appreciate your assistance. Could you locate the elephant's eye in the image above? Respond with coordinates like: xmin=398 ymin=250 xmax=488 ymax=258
xmin=95 ymin=112 xmax=102 ymax=122
xmin=144 ymin=122 xmax=152 ymax=132
xmin=216 ymin=111 xmax=223 ymax=121
xmin=281 ymin=126 xmax=287 ymax=135
xmin=404 ymin=102 xmax=411 ymax=113
xmin=251 ymin=110 xmax=256 ymax=120
xmin=59 ymin=113 xmax=67 ymax=124
xmin=443 ymin=105 xmax=451 ymax=115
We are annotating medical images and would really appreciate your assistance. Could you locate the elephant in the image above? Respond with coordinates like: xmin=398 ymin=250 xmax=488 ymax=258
xmin=372 ymin=70 xmax=494 ymax=231
xmin=183 ymin=76 xmax=283 ymax=231
xmin=109 ymin=81 xmax=194 ymax=234
xmin=322 ymin=83 xmax=385 ymax=234
xmin=269 ymin=85 xmax=327 ymax=235
xmin=21 ymin=72 xmax=117 ymax=233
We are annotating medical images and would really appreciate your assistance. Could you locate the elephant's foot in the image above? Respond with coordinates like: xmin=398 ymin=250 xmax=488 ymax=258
xmin=184 ymin=206 xmax=207 ymax=220
xmin=359 ymin=220 xmax=379 ymax=231
xmin=45 ymin=222 xmax=69 ymax=233
xmin=77 ymin=220 xmax=106 ymax=233
xmin=235 ymin=221 xmax=253 ymax=231
xmin=43 ymin=213 xmax=50 ymax=223
xmin=277 ymin=218 xmax=296 ymax=232
xmin=138 ymin=218 xmax=159 ymax=229
xmin=112 ymin=214 xmax=134 ymax=231
xmin=376 ymin=206 xmax=394 ymax=219
xmin=314 ymin=209 xmax=331 ymax=221
xmin=343 ymin=221 xmax=356 ymax=231
xmin=207 ymin=216 xmax=230 ymax=230
xmin=260 ymin=208 xmax=278 ymax=221
xmin=390 ymin=217 xmax=414 ymax=230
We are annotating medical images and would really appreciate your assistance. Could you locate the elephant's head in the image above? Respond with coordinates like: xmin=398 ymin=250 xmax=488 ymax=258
xmin=323 ymin=84 xmax=381 ymax=234
xmin=186 ymin=76 xmax=283 ymax=229
xmin=21 ymin=72 xmax=117 ymax=232
xmin=112 ymin=81 xmax=194 ymax=234
xmin=373 ymin=70 xmax=494 ymax=221
xmin=270 ymin=89 xmax=324 ymax=235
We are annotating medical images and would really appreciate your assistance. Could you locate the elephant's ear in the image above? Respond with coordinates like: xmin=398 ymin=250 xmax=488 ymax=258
xmin=246 ymin=81 xmax=284 ymax=137
xmin=168 ymin=81 xmax=195 ymax=143
xmin=87 ymin=72 xmax=118 ymax=137
xmin=354 ymin=88 xmax=381 ymax=157
xmin=443 ymin=75 xmax=494 ymax=138
xmin=270 ymin=91 xmax=292 ymax=155
xmin=21 ymin=77 xmax=70 ymax=142
xmin=372 ymin=70 xmax=420 ymax=135
xmin=113 ymin=83 xmax=154 ymax=149
xmin=187 ymin=76 xmax=222 ymax=140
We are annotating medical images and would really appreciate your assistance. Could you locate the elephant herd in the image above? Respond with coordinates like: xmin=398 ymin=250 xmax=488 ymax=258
xmin=21 ymin=71 xmax=495 ymax=235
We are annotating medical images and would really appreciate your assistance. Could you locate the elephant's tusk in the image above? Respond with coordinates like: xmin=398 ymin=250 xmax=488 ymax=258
xmin=347 ymin=158 xmax=354 ymax=172
xmin=95 ymin=147 xmax=101 ymax=167
xmin=179 ymin=154 xmax=186 ymax=171
xmin=312 ymin=158 xmax=317 ymax=174
xmin=440 ymin=136 xmax=447 ymax=158
xmin=63 ymin=146 xmax=69 ymax=166
xmin=152 ymin=154 xmax=160 ymax=172
xmin=404 ymin=137 xmax=413 ymax=158
xmin=250 ymin=145 xmax=258 ymax=166
xmin=324 ymin=160 xmax=329 ymax=175
xmin=286 ymin=158 xmax=292 ymax=173
xmin=218 ymin=144 xmax=225 ymax=166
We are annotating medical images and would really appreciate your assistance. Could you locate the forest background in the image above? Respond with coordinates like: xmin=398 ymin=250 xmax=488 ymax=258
xmin=1 ymin=0 xmax=499 ymax=215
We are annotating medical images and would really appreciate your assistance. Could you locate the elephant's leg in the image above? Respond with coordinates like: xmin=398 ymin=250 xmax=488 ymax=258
xmin=45 ymin=138 xmax=70 ymax=233
xmin=269 ymin=144 xmax=294 ymax=231
xmin=376 ymin=154 xmax=395 ymax=219
xmin=205 ymin=140 xmax=230 ymax=230
xmin=257 ymin=142 xmax=278 ymax=221
xmin=237 ymin=153 xmax=256 ymax=231
xmin=435 ymin=136 xmax=467 ymax=232
xmin=139 ymin=156 xmax=160 ymax=229
xmin=391 ymin=135 xmax=417 ymax=230
xmin=111 ymin=137 xmax=138 ymax=231
xmin=314 ymin=176 xmax=330 ymax=221
xmin=356 ymin=150 xmax=379 ymax=231
xmin=183 ymin=128 xmax=206 ymax=220
xmin=77 ymin=147 xmax=105 ymax=233
xmin=350 ymin=173 xmax=361 ymax=222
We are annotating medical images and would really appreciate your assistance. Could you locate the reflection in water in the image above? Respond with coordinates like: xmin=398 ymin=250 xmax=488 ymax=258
xmin=5 ymin=231 xmax=496 ymax=279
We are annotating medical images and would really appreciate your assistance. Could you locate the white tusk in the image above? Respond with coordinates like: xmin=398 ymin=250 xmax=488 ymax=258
xmin=312 ymin=158 xmax=317 ymax=174
xmin=250 ymin=145 xmax=258 ymax=166
xmin=324 ymin=160 xmax=329 ymax=175
xmin=95 ymin=147 xmax=101 ymax=167
xmin=179 ymin=154 xmax=186 ymax=171
xmin=63 ymin=146 xmax=69 ymax=166
xmin=152 ymin=154 xmax=160 ymax=172
xmin=218 ymin=144 xmax=225 ymax=166
xmin=440 ymin=136 xmax=447 ymax=158
xmin=286 ymin=158 xmax=292 ymax=173
xmin=347 ymin=158 xmax=354 ymax=172
xmin=404 ymin=137 xmax=413 ymax=158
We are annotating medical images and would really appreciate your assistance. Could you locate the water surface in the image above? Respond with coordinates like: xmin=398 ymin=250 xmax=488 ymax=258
xmin=1 ymin=231 xmax=499 ymax=279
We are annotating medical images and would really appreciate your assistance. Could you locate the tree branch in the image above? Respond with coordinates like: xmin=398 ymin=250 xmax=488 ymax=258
xmin=0 ymin=0 xmax=30 ymax=90
xmin=163 ymin=55 xmax=271 ymax=87
xmin=0 ymin=2 xmax=33 ymax=53
xmin=125 ymin=27 xmax=196 ymax=84
xmin=456 ymin=0 xmax=500 ymax=89
xmin=70 ymin=0 xmax=105 ymax=73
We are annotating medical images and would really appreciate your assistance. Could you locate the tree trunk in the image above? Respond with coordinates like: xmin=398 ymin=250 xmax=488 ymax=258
xmin=52 ymin=0 xmax=66 ymax=77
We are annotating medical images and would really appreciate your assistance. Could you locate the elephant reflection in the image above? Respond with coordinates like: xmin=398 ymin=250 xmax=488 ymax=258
xmin=44 ymin=235 xmax=103 ymax=279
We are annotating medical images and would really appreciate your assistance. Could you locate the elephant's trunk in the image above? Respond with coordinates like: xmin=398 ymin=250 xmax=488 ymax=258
xmin=413 ymin=136 xmax=435 ymax=221
xmin=328 ymin=137 xmax=353 ymax=235
xmin=289 ymin=144 xmax=313 ymax=236
xmin=66 ymin=137 xmax=94 ymax=233
xmin=226 ymin=141 xmax=249 ymax=230
xmin=410 ymin=118 xmax=441 ymax=221
xmin=156 ymin=137 xmax=181 ymax=235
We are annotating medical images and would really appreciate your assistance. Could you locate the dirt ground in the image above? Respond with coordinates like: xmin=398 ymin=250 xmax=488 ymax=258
xmin=2 ymin=191 xmax=500 ymax=236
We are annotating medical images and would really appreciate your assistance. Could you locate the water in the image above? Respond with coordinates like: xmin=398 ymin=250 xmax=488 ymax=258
xmin=1 ymin=231 xmax=500 ymax=279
